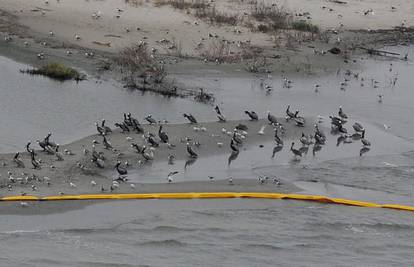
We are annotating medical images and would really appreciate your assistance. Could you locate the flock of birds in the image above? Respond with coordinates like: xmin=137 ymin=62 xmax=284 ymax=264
xmin=1 ymin=103 xmax=373 ymax=202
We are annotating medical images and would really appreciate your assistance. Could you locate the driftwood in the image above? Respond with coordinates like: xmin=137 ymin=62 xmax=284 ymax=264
xmin=359 ymin=47 xmax=400 ymax=56
xmin=328 ymin=0 xmax=347 ymax=4
xmin=92 ymin=41 xmax=111 ymax=47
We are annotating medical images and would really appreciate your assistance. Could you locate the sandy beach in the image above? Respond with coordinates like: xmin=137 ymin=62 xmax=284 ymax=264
xmin=1 ymin=0 xmax=413 ymax=79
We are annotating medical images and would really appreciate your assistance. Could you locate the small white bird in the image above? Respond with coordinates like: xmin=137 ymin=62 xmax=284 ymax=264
xmin=70 ymin=182 xmax=76 ymax=188
xmin=126 ymin=136 xmax=133 ymax=141
xmin=90 ymin=180 xmax=97 ymax=186
xmin=130 ymin=183 xmax=136 ymax=189
xmin=20 ymin=202 xmax=28 ymax=208
xmin=258 ymin=125 xmax=266 ymax=135
xmin=217 ymin=142 xmax=223 ymax=147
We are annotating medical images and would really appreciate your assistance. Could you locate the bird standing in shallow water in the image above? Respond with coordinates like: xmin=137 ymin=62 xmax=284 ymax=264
xmin=361 ymin=130 xmax=371 ymax=147
xmin=290 ymin=142 xmax=303 ymax=159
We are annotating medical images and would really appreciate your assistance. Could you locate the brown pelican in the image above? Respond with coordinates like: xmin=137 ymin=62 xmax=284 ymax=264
xmin=186 ymin=143 xmax=198 ymax=158
xmin=274 ymin=129 xmax=283 ymax=146
xmin=183 ymin=113 xmax=198 ymax=124
xmin=361 ymin=130 xmax=371 ymax=147
xmin=215 ymin=106 xmax=226 ymax=122
xmin=290 ymin=142 xmax=303 ymax=158
xmin=13 ymin=152 xmax=25 ymax=168
xmin=115 ymin=161 xmax=127 ymax=176
xmin=101 ymin=120 xmax=112 ymax=134
xmin=245 ymin=110 xmax=258 ymax=120
xmin=145 ymin=114 xmax=157 ymax=125
xmin=267 ymin=111 xmax=278 ymax=125
xmin=230 ymin=139 xmax=239 ymax=153
xmin=338 ymin=106 xmax=348 ymax=119
xmin=158 ymin=125 xmax=169 ymax=144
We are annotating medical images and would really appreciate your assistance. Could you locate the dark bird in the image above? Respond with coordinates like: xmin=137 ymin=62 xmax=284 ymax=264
xmin=337 ymin=134 xmax=346 ymax=146
xmin=312 ymin=144 xmax=322 ymax=156
xmin=115 ymin=122 xmax=130 ymax=133
xmin=131 ymin=143 xmax=145 ymax=153
xmin=360 ymin=147 xmax=370 ymax=156
xmin=271 ymin=145 xmax=283 ymax=158
xmin=215 ymin=105 xmax=226 ymax=122
xmin=352 ymin=122 xmax=365 ymax=133
xmin=124 ymin=113 xmax=133 ymax=127
xmin=245 ymin=110 xmax=258 ymax=120
xmin=103 ymin=135 xmax=113 ymax=149
xmin=115 ymin=161 xmax=127 ymax=176
xmin=235 ymin=124 xmax=248 ymax=131
xmin=30 ymin=151 xmax=41 ymax=169
xmin=230 ymin=139 xmax=239 ymax=153
xmin=101 ymin=119 xmax=112 ymax=134
xmin=131 ymin=118 xmax=144 ymax=133
xmin=183 ymin=113 xmax=198 ymax=124
xmin=13 ymin=152 xmax=25 ymax=168
xmin=361 ymin=130 xmax=371 ymax=147
xmin=232 ymin=132 xmax=243 ymax=145
xmin=274 ymin=129 xmax=283 ymax=146
xmin=44 ymin=132 xmax=57 ymax=148
xmin=186 ymin=143 xmax=198 ymax=158
xmin=338 ymin=106 xmax=348 ymax=119
xmin=184 ymin=157 xmax=197 ymax=170
xmin=290 ymin=142 xmax=303 ymax=158
xmin=26 ymin=141 xmax=35 ymax=154
xmin=145 ymin=114 xmax=157 ymax=125
xmin=228 ymin=150 xmax=239 ymax=166
xmin=294 ymin=111 xmax=306 ymax=127
xmin=95 ymin=122 xmax=105 ymax=135
xmin=158 ymin=125 xmax=169 ymax=144
xmin=36 ymin=139 xmax=47 ymax=151
xmin=300 ymin=133 xmax=311 ymax=146
xmin=267 ymin=111 xmax=278 ymax=125
xmin=146 ymin=133 xmax=159 ymax=147
xmin=285 ymin=105 xmax=296 ymax=120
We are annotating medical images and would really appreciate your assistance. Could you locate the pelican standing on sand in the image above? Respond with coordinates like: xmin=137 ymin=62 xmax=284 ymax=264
xmin=115 ymin=161 xmax=128 ymax=176
xmin=186 ymin=143 xmax=198 ymax=158
xmin=215 ymin=105 xmax=226 ymax=122
xmin=245 ymin=110 xmax=258 ymax=120
xmin=267 ymin=111 xmax=278 ymax=125
xmin=183 ymin=113 xmax=198 ymax=124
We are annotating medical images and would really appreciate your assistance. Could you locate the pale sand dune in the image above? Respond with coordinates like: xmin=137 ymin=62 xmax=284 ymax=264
xmin=1 ymin=0 xmax=412 ymax=57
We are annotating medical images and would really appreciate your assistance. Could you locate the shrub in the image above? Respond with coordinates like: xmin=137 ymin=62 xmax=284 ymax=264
xmin=291 ymin=20 xmax=319 ymax=33
xmin=21 ymin=62 xmax=83 ymax=81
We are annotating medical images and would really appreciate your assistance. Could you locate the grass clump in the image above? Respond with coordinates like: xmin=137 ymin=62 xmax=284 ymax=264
xmin=21 ymin=62 xmax=83 ymax=81
xmin=291 ymin=20 xmax=319 ymax=33
xmin=38 ymin=63 xmax=80 ymax=80
xmin=154 ymin=0 xmax=209 ymax=9
xmin=195 ymin=5 xmax=238 ymax=26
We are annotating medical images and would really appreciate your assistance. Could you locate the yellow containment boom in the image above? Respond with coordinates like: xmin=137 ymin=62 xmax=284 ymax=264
xmin=1 ymin=192 xmax=414 ymax=212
